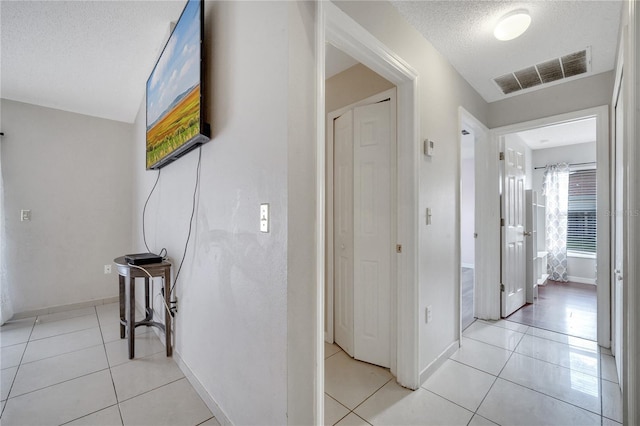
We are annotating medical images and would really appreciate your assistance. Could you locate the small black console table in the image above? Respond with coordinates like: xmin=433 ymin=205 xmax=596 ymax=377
xmin=113 ymin=256 xmax=173 ymax=359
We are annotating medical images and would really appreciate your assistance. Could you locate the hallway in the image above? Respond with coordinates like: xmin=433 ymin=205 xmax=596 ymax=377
xmin=325 ymin=319 xmax=621 ymax=425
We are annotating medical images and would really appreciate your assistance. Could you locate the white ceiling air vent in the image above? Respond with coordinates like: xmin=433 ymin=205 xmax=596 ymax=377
xmin=494 ymin=47 xmax=591 ymax=95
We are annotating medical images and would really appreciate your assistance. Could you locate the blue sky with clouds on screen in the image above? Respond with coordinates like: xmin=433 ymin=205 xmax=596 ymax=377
xmin=147 ymin=0 xmax=200 ymax=126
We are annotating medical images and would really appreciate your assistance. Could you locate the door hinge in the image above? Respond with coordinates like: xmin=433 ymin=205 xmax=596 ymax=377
xmin=500 ymin=218 xmax=505 ymax=227
xmin=499 ymin=152 xmax=505 ymax=161
xmin=396 ymin=244 xmax=402 ymax=253
xmin=473 ymin=233 xmax=478 ymax=238
xmin=500 ymin=284 xmax=505 ymax=292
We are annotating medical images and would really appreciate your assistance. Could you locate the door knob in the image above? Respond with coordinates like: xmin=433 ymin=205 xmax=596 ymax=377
xmin=523 ymin=231 xmax=532 ymax=237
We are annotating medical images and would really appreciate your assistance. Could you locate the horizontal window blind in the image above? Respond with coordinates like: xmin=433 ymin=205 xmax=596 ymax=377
xmin=567 ymin=169 xmax=597 ymax=254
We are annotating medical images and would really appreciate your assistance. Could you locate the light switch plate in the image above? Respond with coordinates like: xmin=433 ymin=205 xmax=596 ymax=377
xmin=21 ymin=209 xmax=31 ymax=221
xmin=260 ymin=204 xmax=269 ymax=233
xmin=424 ymin=139 xmax=434 ymax=156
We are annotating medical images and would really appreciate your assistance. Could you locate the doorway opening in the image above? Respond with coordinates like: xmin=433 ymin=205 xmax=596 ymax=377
xmin=323 ymin=43 xmax=400 ymax=420
xmin=460 ymin=127 xmax=475 ymax=331
xmin=317 ymin=3 xmax=421 ymax=422
xmin=328 ymin=88 xmax=397 ymax=369
xmin=493 ymin=108 xmax=609 ymax=346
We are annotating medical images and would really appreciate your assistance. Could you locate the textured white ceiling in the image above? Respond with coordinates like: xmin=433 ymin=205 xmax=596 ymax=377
xmin=1 ymin=1 xmax=623 ymax=122
xmin=517 ymin=117 xmax=596 ymax=150
xmin=390 ymin=0 xmax=622 ymax=102
xmin=1 ymin=0 xmax=186 ymax=123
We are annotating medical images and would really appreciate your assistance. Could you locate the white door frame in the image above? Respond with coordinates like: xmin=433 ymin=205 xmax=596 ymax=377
xmin=457 ymin=108 xmax=498 ymax=343
xmin=326 ymin=89 xmax=397 ymax=370
xmin=490 ymin=105 xmax=610 ymax=348
xmin=613 ymin=3 xmax=639 ymax=421
xmin=316 ymin=5 xmax=420 ymax=421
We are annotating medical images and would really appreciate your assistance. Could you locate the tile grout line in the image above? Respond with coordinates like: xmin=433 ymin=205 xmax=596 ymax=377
xmin=470 ymin=324 xmax=601 ymax=377
xmin=465 ymin=327 xmax=524 ymax=424
xmin=6 ymin=309 xmax=117 ymax=423
xmin=491 ymin=328 xmax=602 ymax=418
xmin=496 ymin=375 xmax=602 ymax=417
xmin=116 ymin=377 xmax=186 ymax=405
xmin=507 ymin=347 xmax=601 ymax=379
xmin=325 ymin=393 xmax=350 ymax=425
xmin=27 ymin=321 xmax=100 ymax=343
xmin=96 ymin=304 xmax=125 ymax=426
xmin=0 ymin=317 xmax=37 ymax=418
xmin=325 ymin=392 xmax=372 ymax=425
xmin=195 ymin=416 xmax=217 ymax=426
xmin=17 ymin=340 xmax=106 ymax=367
xmin=470 ymin=351 xmax=515 ymax=423
xmin=484 ymin=317 xmax=597 ymax=346
xmin=343 ymin=375 xmax=394 ymax=420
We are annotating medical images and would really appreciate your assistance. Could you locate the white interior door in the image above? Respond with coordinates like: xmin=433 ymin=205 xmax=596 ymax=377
xmin=332 ymin=97 xmax=393 ymax=368
xmin=613 ymin=85 xmax=624 ymax=387
xmin=334 ymin=110 xmax=355 ymax=357
xmin=501 ymin=138 xmax=527 ymax=317
xmin=353 ymin=101 xmax=392 ymax=368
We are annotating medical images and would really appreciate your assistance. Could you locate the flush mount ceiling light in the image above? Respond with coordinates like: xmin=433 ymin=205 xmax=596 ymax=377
xmin=494 ymin=10 xmax=531 ymax=41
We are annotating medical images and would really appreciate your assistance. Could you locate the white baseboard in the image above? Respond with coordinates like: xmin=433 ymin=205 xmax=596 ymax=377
xmin=419 ymin=340 xmax=459 ymax=385
xmin=568 ymin=276 xmax=597 ymax=285
xmin=173 ymin=350 xmax=232 ymax=425
xmin=12 ymin=296 xmax=119 ymax=320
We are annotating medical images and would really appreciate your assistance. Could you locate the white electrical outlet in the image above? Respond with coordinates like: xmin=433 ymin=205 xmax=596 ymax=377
xmin=426 ymin=305 xmax=433 ymax=323
xmin=21 ymin=209 xmax=31 ymax=221
xmin=104 ymin=264 xmax=112 ymax=274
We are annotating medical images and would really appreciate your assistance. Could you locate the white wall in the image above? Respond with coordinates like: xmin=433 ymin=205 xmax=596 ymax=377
xmin=531 ymin=142 xmax=597 ymax=194
xmin=325 ymin=63 xmax=395 ymax=114
xmin=532 ymin=142 xmax=597 ymax=284
xmin=130 ymin=2 xmax=316 ymax=424
xmin=1 ymin=99 xmax=133 ymax=313
xmin=334 ymin=0 xmax=489 ymax=376
xmin=488 ymin=71 xmax=614 ymax=128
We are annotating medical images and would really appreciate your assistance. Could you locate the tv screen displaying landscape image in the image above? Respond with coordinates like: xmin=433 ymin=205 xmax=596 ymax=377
xmin=146 ymin=0 xmax=208 ymax=170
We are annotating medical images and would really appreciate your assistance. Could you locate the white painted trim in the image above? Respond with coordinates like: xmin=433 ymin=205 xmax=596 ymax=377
xmin=315 ymin=3 xmax=327 ymax=424
xmin=491 ymin=106 xmax=610 ymax=347
xmin=419 ymin=340 xmax=459 ymax=385
xmin=173 ymin=350 xmax=231 ymax=426
xmin=460 ymin=263 xmax=475 ymax=269
xmin=320 ymin=1 xmax=420 ymax=392
xmin=567 ymin=276 xmax=597 ymax=285
xmin=623 ymin=1 xmax=639 ymax=422
xmin=326 ymin=88 xmax=398 ymax=373
xmin=325 ymin=107 xmax=334 ymax=346
xmin=567 ymin=252 xmax=596 ymax=259
xmin=11 ymin=296 xmax=120 ymax=320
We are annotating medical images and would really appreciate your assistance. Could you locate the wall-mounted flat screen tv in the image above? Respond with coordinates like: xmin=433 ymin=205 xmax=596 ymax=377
xmin=146 ymin=0 xmax=210 ymax=170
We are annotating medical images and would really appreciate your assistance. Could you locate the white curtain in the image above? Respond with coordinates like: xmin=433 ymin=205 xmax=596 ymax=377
xmin=543 ymin=163 xmax=570 ymax=282
xmin=0 ymin=138 xmax=13 ymax=325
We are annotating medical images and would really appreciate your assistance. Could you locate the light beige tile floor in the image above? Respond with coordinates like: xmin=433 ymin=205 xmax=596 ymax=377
xmin=1 ymin=305 xmax=624 ymax=425
xmin=325 ymin=320 xmax=623 ymax=426
xmin=0 ymin=303 xmax=218 ymax=426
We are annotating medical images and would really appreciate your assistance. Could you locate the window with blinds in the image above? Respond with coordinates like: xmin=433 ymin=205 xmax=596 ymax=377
xmin=567 ymin=169 xmax=597 ymax=254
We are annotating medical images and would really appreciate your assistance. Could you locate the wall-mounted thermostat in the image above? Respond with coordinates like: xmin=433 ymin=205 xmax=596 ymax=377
xmin=424 ymin=139 xmax=434 ymax=156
